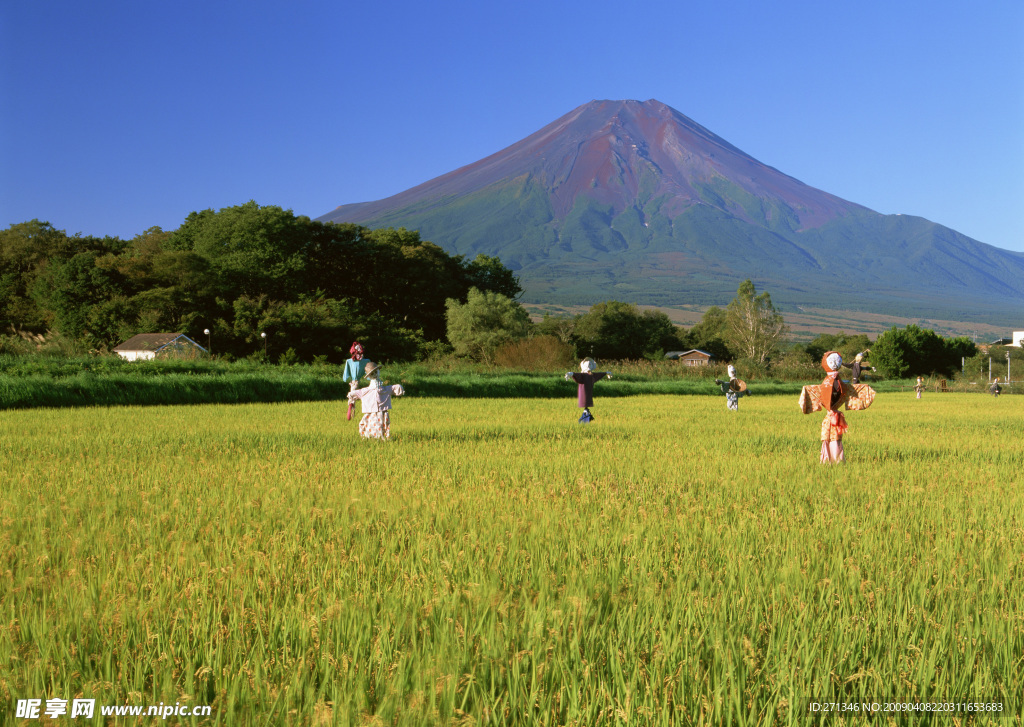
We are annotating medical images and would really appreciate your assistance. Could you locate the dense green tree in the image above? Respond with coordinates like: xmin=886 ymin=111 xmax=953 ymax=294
xmin=801 ymin=332 xmax=873 ymax=366
xmin=1 ymin=208 xmax=520 ymax=361
xmin=724 ymin=280 xmax=788 ymax=364
xmin=572 ymin=301 xmax=684 ymax=360
xmin=871 ymin=325 xmax=976 ymax=378
xmin=461 ymin=254 xmax=522 ymax=300
xmin=0 ymin=221 xmax=75 ymax=331
xmin=32 ymin=250 xmax=124 ymax=344
xmin=360 ymin=227 xmax=469 ymax=342
xmin=684 ymin=306 xmax=731 ymax=361
xmin=170 ymin=202 xmax=317 ymax=301
xmin=446 ymin=288 xmax=533 ymax=362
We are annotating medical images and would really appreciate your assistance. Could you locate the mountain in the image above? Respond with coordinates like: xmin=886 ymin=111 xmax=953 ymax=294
xmin=318 ymin=99 xmax=1024 ymax=323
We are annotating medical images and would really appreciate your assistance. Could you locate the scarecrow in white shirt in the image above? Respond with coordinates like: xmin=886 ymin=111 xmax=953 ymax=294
xmin=714 ymin=365 xmax=751 ymax=411
xmin=346 ymin=361 xmax=405 ymax=440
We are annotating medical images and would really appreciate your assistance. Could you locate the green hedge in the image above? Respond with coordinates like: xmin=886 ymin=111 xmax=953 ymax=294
xmin=0 ymin=354 xmax=929 ymax=409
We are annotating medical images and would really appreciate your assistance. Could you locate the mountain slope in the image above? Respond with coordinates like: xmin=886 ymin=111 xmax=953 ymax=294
xmin=318 ymin=99 xmax=1024 ymax=322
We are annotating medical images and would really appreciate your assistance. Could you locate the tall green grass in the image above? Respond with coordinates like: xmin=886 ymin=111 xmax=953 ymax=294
xmin=1 ymin=392 xmax=1021 ymax=724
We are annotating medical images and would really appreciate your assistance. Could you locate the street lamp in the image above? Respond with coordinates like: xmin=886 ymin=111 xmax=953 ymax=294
xmin=261 ymin=331 xmax=267 ymax=358
xmin=203 ymin=328 xmax=211 ymax=356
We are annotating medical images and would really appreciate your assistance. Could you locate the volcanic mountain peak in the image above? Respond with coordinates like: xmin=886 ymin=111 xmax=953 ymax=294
xmin=325 ymin=98 xmax=860 ymax=231
xmin=318 ymin=99 xmax=1024 ymax=322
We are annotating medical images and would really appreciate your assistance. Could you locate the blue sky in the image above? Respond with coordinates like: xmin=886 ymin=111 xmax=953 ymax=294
xmin=2 ymin=1 xmax=1022 ymax=251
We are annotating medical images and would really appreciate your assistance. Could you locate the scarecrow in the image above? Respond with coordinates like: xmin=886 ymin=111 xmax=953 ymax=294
xmin=990 ymin=377 xmax=1002 ymax=398
xmin=714 ymin=365 xmax=751 ymax=411
xmin=799 ymin=351 xmax=876 ymax=464
xmin=346 ymin=361 xmax=405 ymax=440
xmin=846 ymin=350 xmax=875 ymax=384
xmin=343 ymin=341 xmax=368 ymax=421
xmin=564 ymin=358 xmax=612 ymax=423
xmin=914 ymin=376 xmax=925 ymax=399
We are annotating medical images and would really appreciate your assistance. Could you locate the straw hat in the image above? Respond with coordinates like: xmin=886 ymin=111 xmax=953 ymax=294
xmin=730 ymin=378 xmax=747 ymax=393
xmin=363 ymin=361 xmax=378 ymax=377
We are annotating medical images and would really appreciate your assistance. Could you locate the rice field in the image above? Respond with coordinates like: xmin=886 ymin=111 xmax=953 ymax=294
xmin=1 ymin=390 xmax=1022 ymax=725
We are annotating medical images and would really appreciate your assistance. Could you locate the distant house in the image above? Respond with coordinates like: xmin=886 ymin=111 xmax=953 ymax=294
xmin=1014 ymin=331 xmax=1023 ymax=348
xmin=113 ymin=333 xmax=207 ymax=361
xmin=665 ymin=349 xmax=714 ymax=366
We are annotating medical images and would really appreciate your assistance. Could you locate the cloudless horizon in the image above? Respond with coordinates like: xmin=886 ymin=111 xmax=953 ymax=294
xmin=3 ymin=1 xmax=1023 ymax=252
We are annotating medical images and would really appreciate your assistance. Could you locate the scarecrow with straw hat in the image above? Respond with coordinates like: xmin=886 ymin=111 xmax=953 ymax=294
xmin=346 ymin=361 xmax=405 ymax=440
xmin=714 ymin=365 xmax=751 ymax=411
xmin=564 ymin=358 xmax=612 ymax=423
xmin=799 ymin=351 xmax=876 ymax=464
xmin=343 ymin=342 xmax=368 ymax=421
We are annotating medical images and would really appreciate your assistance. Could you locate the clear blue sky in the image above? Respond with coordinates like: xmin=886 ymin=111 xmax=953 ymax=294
xmin=3 ymin=1 xmax=1022 ymax=251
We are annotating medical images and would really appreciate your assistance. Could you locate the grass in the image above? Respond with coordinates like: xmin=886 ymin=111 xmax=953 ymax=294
xmin=0 ymin=354 xmax=965 ymax=410
xmin=1 ymin=390 xmax=1021 ymax=724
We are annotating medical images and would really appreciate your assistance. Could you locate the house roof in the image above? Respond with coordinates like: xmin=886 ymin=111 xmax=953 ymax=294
xmin=665 ymin=349 xmax=714 ymax=359
xmin=114 ymin=333 xmax=206 ymax=352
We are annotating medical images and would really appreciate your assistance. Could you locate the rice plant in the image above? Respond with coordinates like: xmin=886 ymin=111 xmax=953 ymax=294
xmin=0 ymin=391 xmax=1020 ymax=725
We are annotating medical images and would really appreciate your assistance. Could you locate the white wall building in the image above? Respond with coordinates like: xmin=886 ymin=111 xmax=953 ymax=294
xmin=1013 ymin=331 xmax=1023 ymax=348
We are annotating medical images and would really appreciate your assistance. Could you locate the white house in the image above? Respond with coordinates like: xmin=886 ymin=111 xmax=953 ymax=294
xmin=113 ymin=333 xmax=207 ymax=361
xmin=1013 ymin=331 xmax=1023 ymax=348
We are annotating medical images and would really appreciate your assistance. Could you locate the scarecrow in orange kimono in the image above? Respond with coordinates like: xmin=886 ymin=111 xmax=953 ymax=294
xmin=799 ymin=351 xmax=876 ymax=463
xmin=564 ymin=358 xmax=612 ymax=423
xmin=346 ymin=361 xmax=405 ymax=440
xmin=714 ymin=365 xmax=751 ymax=411
xmin=343 ymin=341 xmax=369 ymax=421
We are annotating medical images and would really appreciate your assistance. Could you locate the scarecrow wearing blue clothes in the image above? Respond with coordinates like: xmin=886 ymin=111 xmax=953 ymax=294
xmin=343 ymin=341 xmax=368 ymax=421
xmin=564 ymin=358 xmax=612 ymax=423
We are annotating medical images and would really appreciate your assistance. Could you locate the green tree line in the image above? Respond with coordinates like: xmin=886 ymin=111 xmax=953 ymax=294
xmin=445 ymin=280 xmax=789 ymax=368
xmin=1 ymin=204 xmax=520 ymax=362
xmin=2 ymin=208 xmax=983 ymax=376
xmin=446 ymin=281 xmax=981 ymax=379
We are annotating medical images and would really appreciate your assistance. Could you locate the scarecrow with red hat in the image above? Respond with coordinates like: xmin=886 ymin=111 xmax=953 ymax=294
xmin=343 ymin=342 xmax=368 ymax=421
xmin=799 ymin=351 xmax=876 ymax=463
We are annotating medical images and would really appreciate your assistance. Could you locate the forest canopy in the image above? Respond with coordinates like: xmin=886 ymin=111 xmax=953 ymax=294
xmin=0 ymin=204 xmax=521 ymax=362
